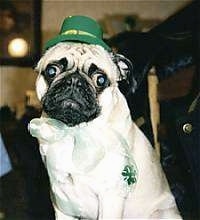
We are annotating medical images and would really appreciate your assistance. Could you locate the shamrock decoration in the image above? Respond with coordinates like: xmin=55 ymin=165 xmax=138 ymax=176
xmin=122 ymin=165 xmax=137 ymax=185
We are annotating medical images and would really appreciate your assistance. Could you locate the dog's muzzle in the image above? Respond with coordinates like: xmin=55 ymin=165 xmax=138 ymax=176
xmin=42 ymin=73 xmax=101 ymax=126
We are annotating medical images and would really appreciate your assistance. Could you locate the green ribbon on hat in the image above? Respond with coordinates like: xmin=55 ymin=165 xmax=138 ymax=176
xmin=62 ymin=29 xmax=97 ymax=38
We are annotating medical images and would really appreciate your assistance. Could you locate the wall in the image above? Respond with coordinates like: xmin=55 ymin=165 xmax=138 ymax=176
xmin=42 ymin=0 xmax=190 ymax=43
xmin=0 ymin=66 xmax=37 ymax=116
xmin=0 ymin=0 xmax=191 ymax=116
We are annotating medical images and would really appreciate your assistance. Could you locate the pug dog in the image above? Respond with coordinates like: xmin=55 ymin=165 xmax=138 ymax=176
xmin=29 ymin=41 xmax=181 ymax=220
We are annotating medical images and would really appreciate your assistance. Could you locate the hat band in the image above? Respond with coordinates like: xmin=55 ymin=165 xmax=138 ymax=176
xmin=61 ymin=29 xmax=96 ymax=38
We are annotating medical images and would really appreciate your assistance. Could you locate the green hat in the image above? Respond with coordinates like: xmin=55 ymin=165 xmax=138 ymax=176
xmin=44 ymin=15 xmax=111 ymax=51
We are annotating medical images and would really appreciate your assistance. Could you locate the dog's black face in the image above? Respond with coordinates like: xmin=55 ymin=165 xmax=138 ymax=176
xmin=41 ymin=57 xmax=110 ymax=126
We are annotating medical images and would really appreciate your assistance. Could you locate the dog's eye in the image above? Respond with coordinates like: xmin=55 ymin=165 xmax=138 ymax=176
xmin=93 ymin=73 xmax=109 ymax=88
xmin=45 ymin=64 xmax=61 ymax=78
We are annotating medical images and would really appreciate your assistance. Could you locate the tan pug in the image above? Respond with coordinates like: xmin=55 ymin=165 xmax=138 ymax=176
xmin=29 ymin=42 xmax=181 ymax=220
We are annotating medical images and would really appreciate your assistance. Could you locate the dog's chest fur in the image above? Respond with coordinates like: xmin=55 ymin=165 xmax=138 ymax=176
xmin=36 ymin=119 xmax=134 ymax=219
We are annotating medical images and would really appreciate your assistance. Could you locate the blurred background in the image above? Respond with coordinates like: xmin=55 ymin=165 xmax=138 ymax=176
xmin=0 ymin=0 xmax=193 ymax=115
xmin=0 ymin=0 xmax=199 ymax=220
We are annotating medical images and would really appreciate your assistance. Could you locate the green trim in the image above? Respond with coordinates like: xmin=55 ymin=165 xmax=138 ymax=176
xmin=44 ymin=34 xmax=111 ymax=52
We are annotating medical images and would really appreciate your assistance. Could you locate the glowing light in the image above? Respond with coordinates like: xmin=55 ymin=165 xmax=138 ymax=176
xmin=8 ymin=38 xmax=28 ymax=57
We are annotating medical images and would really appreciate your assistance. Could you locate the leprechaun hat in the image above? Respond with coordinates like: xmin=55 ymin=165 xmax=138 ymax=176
xmin=44 ymin=15 xmax=111 ymax=51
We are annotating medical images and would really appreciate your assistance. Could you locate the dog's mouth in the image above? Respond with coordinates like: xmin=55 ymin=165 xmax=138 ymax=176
xmin=42 ymin=96 xmax=101 ymax=127
xmin=41 ymin=74 xmax=101 ymax=127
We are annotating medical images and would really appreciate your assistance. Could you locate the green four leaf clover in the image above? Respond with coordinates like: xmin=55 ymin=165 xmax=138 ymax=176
xmin=122 ymin=165 xmax=137 ymax=185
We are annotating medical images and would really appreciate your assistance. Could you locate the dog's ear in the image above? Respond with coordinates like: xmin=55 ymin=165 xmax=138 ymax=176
xmin=113 ymin=53 xmax=137 ymax=94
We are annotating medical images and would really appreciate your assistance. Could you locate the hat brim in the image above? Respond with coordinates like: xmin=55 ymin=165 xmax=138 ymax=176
xmin=44 ymin=34 xmax=111 ymax=52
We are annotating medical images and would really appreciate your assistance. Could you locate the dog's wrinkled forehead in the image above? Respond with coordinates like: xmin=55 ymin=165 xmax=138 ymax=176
xmin=36 ymin=42 xmax=119 ymax=81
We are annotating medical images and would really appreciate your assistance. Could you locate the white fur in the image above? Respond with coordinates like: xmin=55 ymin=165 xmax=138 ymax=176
xmin=32 ymin=43 xmax=182 ymax=219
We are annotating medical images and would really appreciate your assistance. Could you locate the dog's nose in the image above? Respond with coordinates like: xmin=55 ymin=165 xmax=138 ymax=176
xmin=66 ymin=74 xmax=82 ymax=87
